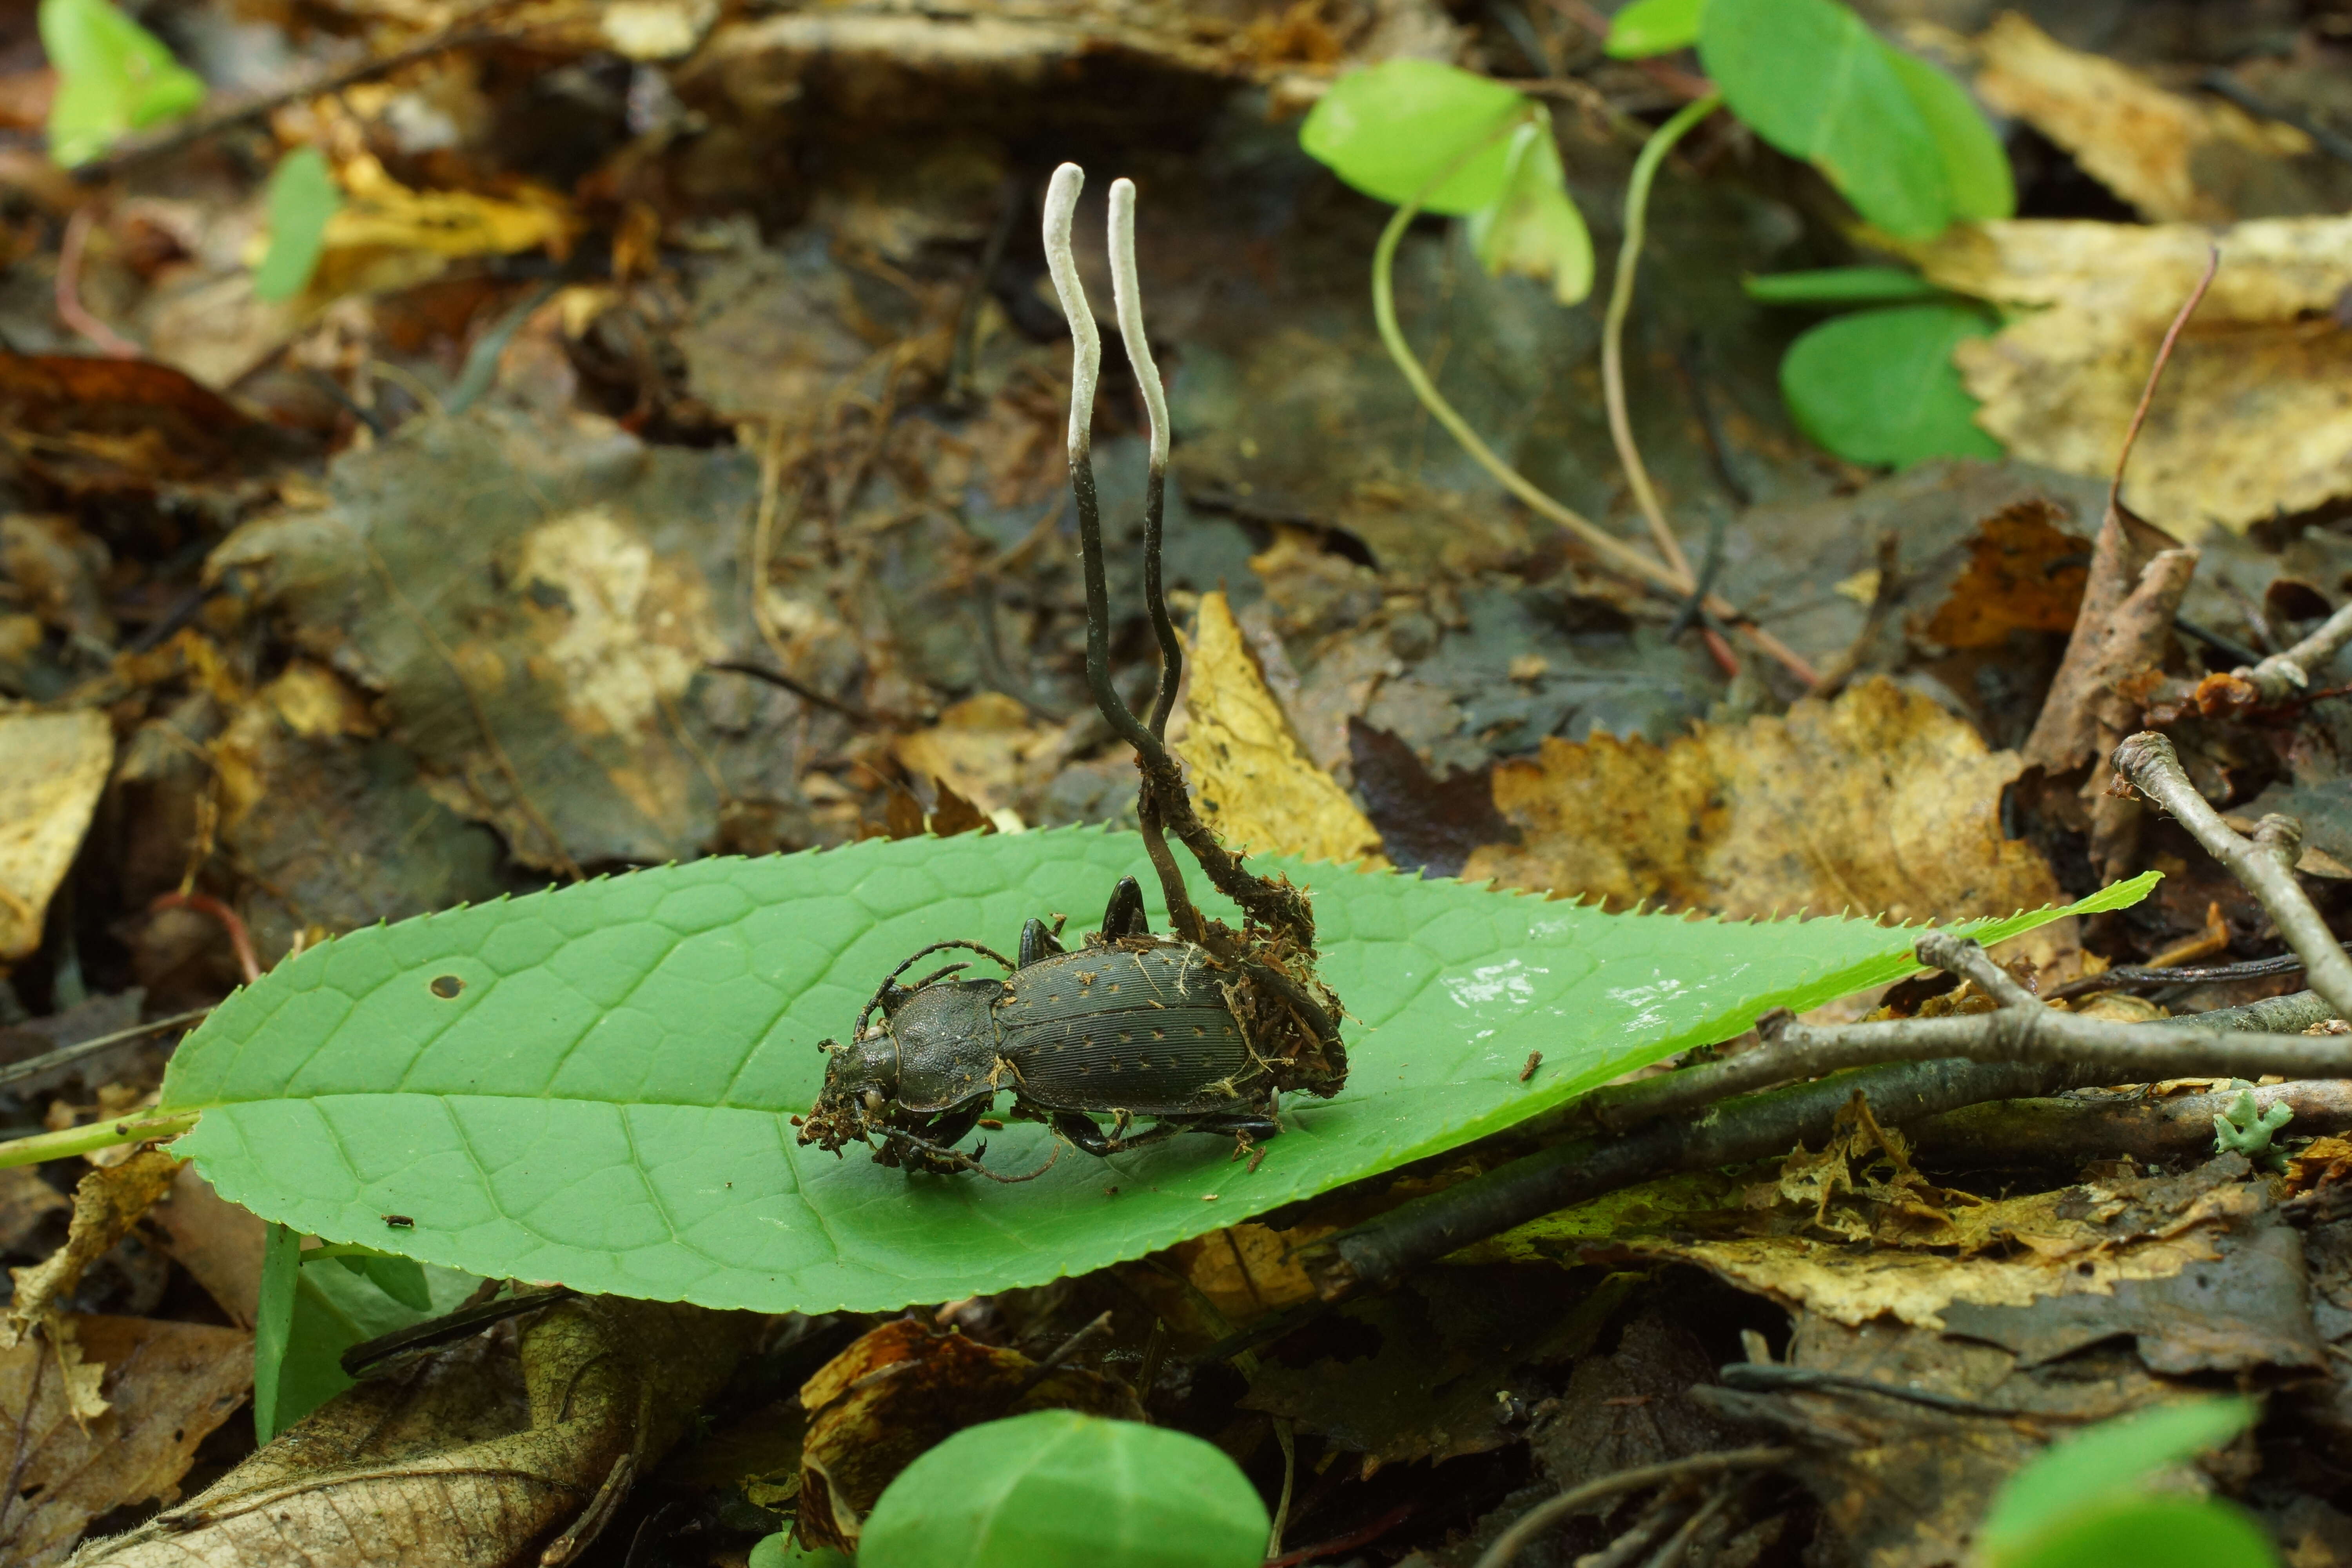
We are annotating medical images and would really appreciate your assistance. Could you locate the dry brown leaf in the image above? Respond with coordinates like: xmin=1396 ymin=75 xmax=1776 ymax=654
xmin=147 ymin=1163 xmax=267 ymax=1329
xmin=1916 ymin=498 xmax=2089 ymax=650
xmin=797 ymin=1318 xmax=1143 ymax=1549
xmin=0 ymin=1315 xmax=252 ymax=1568
xmin=0 ymin=709 xmax=113 ymax=961
xmin=0 ymin=1165 xmax=69 ymax=1251
xmin=1904 ymin=216 xmax=2352 ymax=535
xmin=1461 ymin=678 xmax=2060 ymax=926
xmin=891 ymin=692 xmax=1054 ymax=818
xmin=78 ymin=1296 xmax=755 ymax=1568
xmin=6 ymin=1151 xmax=183 ymax=1357
xmin=1183 ymin=590 xmax=1385 ymax=867
xmin=1972 ymin=12 xmax=2309 ymax=221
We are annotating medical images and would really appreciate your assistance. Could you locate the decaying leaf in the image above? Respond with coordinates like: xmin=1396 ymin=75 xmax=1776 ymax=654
xmin=0 ymin=1315 xmax=252 ymax=1568
xmin=1182 ymin=590 xmax=1385 ymax=867
xmin=892 ymin=692 xmax=1054 ymax=818
xmin=796 ymin=1318 xmax=1142 ymax=1549
xmin=0 ymin=709 xmax=114 ymax=962
xmin=78 ymin=1296 xmax=755 ymax=1567
xmin=146 ymin=1161 xmax=267 ymax=1329
xmin=5 ymin=1150 xmax=181 ymax=1354
xmin=1972 ymin=13 xmax=2316 ymax=221
xmin=1461 ymin=677 xmax=2062 ymax=928
xmin=1905 ymin=215 xmax=2352 ymax=534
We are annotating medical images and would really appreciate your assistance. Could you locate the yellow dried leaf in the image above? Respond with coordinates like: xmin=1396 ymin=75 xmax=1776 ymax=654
xmin=323 ymin=154 xmax=576 ymax=262
xmin=1462 ymin=678 xmax=2060 ymax=927
xmin=1904 ymin=214 xmax=2352 ymax=534
xmin=0 ymin=709 xmax=113 ymax=962
xmin=1182 ymin=590 xmax=1385 ymax=868
xmin=891 ymin=693 xmax=1054 ymax=816
xmin=1973 ymin=12 xmax=2308 ymax=221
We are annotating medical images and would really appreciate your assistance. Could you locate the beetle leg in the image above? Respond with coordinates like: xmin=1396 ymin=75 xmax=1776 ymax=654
xmin=1018 ymin=918 xmax=1064 ymax=968
xmin=1099 ymin=875 xmax=1149 ymax=941
xmin=1051 ymin=1111 xmax=1116 ymax=1157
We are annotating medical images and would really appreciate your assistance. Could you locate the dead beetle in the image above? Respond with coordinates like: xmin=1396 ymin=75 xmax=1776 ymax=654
xmin=797 ymin=877 xmax=1345 ymax=1176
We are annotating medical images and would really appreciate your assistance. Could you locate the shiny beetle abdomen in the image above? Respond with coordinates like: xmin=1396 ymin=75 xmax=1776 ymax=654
xmin=996 ymin=942 xmax=1252 ymax=1115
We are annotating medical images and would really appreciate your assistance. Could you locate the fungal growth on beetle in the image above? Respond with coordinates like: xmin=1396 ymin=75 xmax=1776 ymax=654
xmin=795 ymin=163 xmax=1349 ymax=1179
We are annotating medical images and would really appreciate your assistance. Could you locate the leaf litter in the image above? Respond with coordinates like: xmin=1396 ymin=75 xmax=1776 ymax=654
xmin=12 ymin=0 xmax=2352 ymax=1563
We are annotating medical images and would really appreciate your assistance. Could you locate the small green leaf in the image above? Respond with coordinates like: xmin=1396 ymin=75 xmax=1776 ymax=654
xmin=1780 ymin=301 xmax=2000 ymax=468
xmin=310 ymin=1246 xmax=435 ymax=1312
xmin=40 ymin=0 xmax=205 ymax=168
xmin=252 ymin=1221 xmax=301 ymax=1445
xmin=1698 ymin=0 xmax=1949 ymax=238
xmin=860 ymin=1411 xmax=1269 ymax=1568
xmin=1607 ymin=0 xmax=1705 ymax=58
xmin=1299 ymin=60 xmax=1529 ymax=216
xmin=1979 ymin=1398 xmax=2261 ymax=1564
xmin=748 ymin=1538 xmax=848 ymax=1568
xmin=1466 ymin=116 xmax=1594 ymax=305
xmin=1744 ymin=267 xmax=1945 ymax=305
xmin=1996 ymin=1495 xmax=2276 ymax=1568
xmin=159 ymin=831 xmax=2151 ymax=1316
xmin=252 ymin=147 xmax=342 ymax=303
xmin=1880 ymin=43 xmax=2014 ymax=221
xmin=271 ymin=1258 xmax=481 ymax=1435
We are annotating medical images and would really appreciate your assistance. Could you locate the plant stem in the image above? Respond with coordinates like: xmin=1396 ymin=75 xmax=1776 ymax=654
xmin=1369 ymin=159 xmax=1819 ymax=686
xmin=0 ymin=1110 xmax=199 ymax=1170
xmin=1603 ymin=95 xmax=1720 ymax=586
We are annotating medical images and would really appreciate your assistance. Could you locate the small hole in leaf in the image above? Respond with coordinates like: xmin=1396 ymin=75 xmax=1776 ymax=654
xmin=430 ymin=975 xmax=464 ymax=999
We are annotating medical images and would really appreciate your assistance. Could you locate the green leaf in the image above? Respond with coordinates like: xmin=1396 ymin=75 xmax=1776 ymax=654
xmin=40 ymin=0 xmax=205 ymax=168
xmin=271 ymin=1258 xmax=481 ymax=1435
xmin=1607 ymin=0 xmax=1705 ymax=58
xmin=1880 ymin=43 xmax=2014 ymax=221
xmin=1744 ymin=267 xmax=1945 ymax=305
xmin=252 ymin=1221 xmax=301 ymax=1445
xmin=252 ymin=147 xmax=342 ymax=302
xmin=748 ymin=1539 xmax=849 ymax=1568
xmin=1779 ymin=301 xmax=2001 ymax=468
xmin=1997 ymin=1495 xmax=2277 ymax=1568
xmin=1465 ymin=116 xmax=1594 ymax=305
xmin=310 ymin=1245 xmax=434 ymax=1312
xmin=159 ymin=831 xmax=2151 ymax=1315
xmin=1698 ymin=0 xmax=1949 ymax=239
xmin=859 ymin=1411 xmax=1269 ymax=1568
xmin=1980 ymin=1398 xmax=2260 ymax=1563
xmin=1299 ymin=60 xmax=1529 ymax=216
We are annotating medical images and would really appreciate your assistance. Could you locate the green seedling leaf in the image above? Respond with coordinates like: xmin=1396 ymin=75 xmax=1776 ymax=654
xmin=272 ymin=1254 xmax=480 ymax=1436
xmin=1744 ymin=266 xmax=1945 ymax=305
xmin=1881 ymin=43 xmax=2014 ymax=221
xmin=252 ymin=1221 xmax=301 ymax=1444
xmin=1466 ymin=116 xmax=1594 ymax=305
xmin=2213 ymin=1085 xmax=2293 ymax=1169
xmin=859 ymin=1411 xmax=1268 ymax=1568
xmin=748 ymin=1539 xmax=848 ymax=1568
xmin=1978 ymin=1397 xmax=2261 ymax=1566
xmin=1780 ymin=301 xmax=2001 ymax=468
xmin=252 ymin=147 xmax=343 ymax=302
xmin=1995 ymin=1495 xmax=2278 ymax=1568
xmin=40 ymin=0 xmax=205 ymax=168
xmin=158 ymin=831 xmax=2151 ymax=1315
xmin=313 ymin=1246 xmax=435 ymax=1312
xmin=1698 ymin=0 xmax=1949 ymax=238
xmin=1607 ymin=0 xmax=1705 ymax=58
xmin=1300 ymin=60 xmax=1529 ymax=216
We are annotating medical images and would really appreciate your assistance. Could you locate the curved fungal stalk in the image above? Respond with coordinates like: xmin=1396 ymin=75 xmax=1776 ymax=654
xmin=1108 ymin=176 xmax=1180 ymax=744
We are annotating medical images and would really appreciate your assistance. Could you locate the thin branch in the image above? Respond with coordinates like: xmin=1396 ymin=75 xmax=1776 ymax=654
xmin=2044 ymin=942 xmax=2340 ymax=1002
xmin=149 ymin=891 xmax=259 ymax=984
xmin=0 ymin=1007 xmax=212 ymax=1091
xmin=2109 ymin=246 xmax=2218 ymax=523
xmin=1472 ymin=1448 xmax=1792 ymax=1568
xmin=2234 ymin=597 xmax=2352 ymax=704
xmin=55 ymin=205 xmax=140 ymax=358
xmin=1602 ymin=96 xmax=1719 ymax=586
xmin=2111 ymin=730 xmax=2352 ymax=1019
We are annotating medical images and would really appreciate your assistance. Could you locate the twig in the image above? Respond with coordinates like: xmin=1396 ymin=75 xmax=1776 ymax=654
xmin=1007 ymin=1310 xmax=1113 ymax=1402
xmin=2173 ymin=615 xmax=2263 ymax=670
xmin=341 ymin=1283 xmax=577 ymax=1379
xmin=55 ymin=205 xmax=141 ymax=358
xmin=1472 ymin=1447 xmax=1792 ymax=1568
xmin=2044 ymin=944 xmax=2339 ymax=1002
xmin=704 ymin=659 xmax=876 ymax=726
xmin=2111 ymin=730 xmax=2352 ymax=1019
xmin=0 ymin=1007 xmax=212 ymax=1091
xmin=1602 ymin=96 xmax=1718 ymax=586
xmin=1369 ymin=152 xmax=1817 ymax=686
xmin=149 ymin=891 xmax=259 ymax=984
xmin=1911 ymin=1078 xmax=2352 ymax=1169
xmin=1717 ymin=1362 xmax=2091 ymax=1421
xmin=70 ymin=24 xmax=505 ymax=181
xmin=2232 ymin=597 xmax=2352 ymax=704
xmin=1644 ymin=1480 xmax=1742 ymax=1568
xmin=2111 ymin=248 xmax=2218 ymax=523
xmin=2198 ymin=69 xmax=2352 ymax=169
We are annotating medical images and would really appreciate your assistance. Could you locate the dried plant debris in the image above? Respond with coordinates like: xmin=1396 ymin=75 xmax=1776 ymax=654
xmin=1463 ymin=679 xmax=2065 ymax=930
xmin=0 ymin=709 xmax=112 ymax=962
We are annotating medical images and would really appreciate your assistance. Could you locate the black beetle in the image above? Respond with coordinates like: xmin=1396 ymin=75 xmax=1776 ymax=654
xmin=796 ymin=876 xmax=1347 ymax=1175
